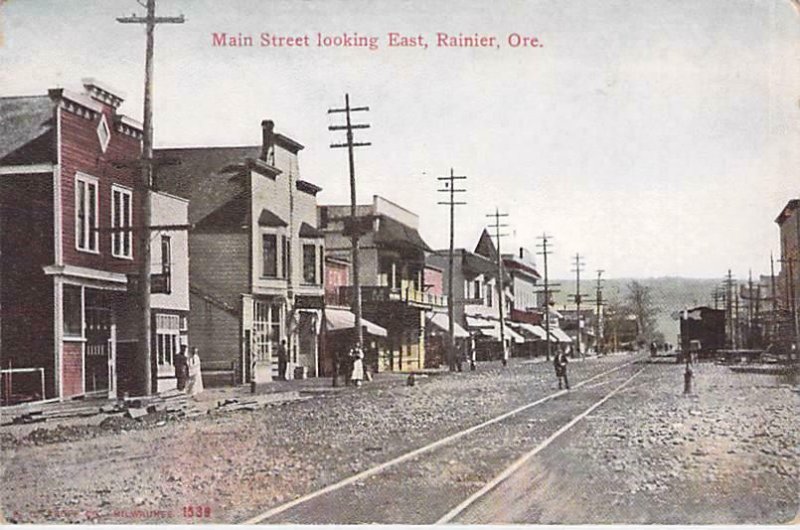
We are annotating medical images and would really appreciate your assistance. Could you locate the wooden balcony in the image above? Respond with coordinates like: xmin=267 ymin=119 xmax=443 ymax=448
xmin=333 ymin=286 xmax=447 ymax=308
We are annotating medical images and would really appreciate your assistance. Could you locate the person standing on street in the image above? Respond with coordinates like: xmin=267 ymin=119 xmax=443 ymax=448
xmin=174 ymin=345 xmax=189 ymax=391
xmin=186 ymin=347 xmax=204 ymax=397
xmin=277 ymin=339 xmax=288 ymax=381
xmin=554 ymin=350 xmax=570 ymax=390
xmin=350 ymin=344 xmax=365 ymax=387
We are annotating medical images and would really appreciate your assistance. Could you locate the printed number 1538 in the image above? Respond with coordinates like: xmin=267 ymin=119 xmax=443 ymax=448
xmin=183 ymin=505 xmax=212 ymax=518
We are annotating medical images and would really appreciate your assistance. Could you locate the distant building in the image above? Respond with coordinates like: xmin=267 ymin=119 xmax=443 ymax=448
xmin=774 ymin=199 xmax=799 ymax=348
xmin=320 ymin=255 xmax=387 ymax=376
xmin=156 ymin=120 xmax=325 ymax=384
xmin=318 ymin=196 xmax=445 ymax=372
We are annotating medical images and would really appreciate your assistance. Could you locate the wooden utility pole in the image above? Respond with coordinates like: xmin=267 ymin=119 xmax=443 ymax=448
xmin=536 ymin=234 xmax=557 ymax=361
xmin=437 ymin=168 xmax=467 ymax=371
xmin=724 ymin=270 xmax=736 ymax=349
xmin=595 ymin=269 xmax=605 ymax=353
xmin=117 ymin=0 xmax=184 ymax=396
xmin=569 ymin=253 xmax=586 ymax=358
xmin=329 ymin=94 xmax=371 ymax=363
xmin=770 ymin=252 xmax=778 ymax=343
xmin=486 ymin=208 xmax=510 ymax=366
xmin=747 ymin=270 xmax=754 ymax=346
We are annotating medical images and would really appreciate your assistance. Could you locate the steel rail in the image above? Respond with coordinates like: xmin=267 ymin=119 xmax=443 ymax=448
xmin=242 ymin=358 xmax=642 ymax=524
xmin=435 ymin=367 xmax=646 ymax=524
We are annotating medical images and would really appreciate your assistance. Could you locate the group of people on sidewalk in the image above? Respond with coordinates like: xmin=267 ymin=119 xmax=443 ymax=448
xmin=173 ymin=346 xmax=204 ymax=396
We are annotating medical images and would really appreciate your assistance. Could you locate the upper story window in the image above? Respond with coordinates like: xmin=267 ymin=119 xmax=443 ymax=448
xmin=111 ymin=186 xmax=133 ymax=259
xmin=161 ymin=235 xmax=172 ymax=294
xmin=282 ymin=235 xmax=290 ymax=279
xmin=75 ymin=173 xmax=98 ymax=253
xmin=302 ymin=243 xmax=317 ymax=284
xmin=262 ymin=233 xmax=278 ymax=278
xmin=319 ymin=246 xmax=324 ymax=285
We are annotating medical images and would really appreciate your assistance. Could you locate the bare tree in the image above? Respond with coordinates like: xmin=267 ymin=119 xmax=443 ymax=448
xmin=626 ymin=280 xmax=660 ymax=345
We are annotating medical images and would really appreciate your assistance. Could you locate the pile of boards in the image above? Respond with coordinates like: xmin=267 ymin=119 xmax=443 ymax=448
xmin=3 ymin=389 xmax=307 ymax=426
xmin=214 ymin=391 xmax=305 ymax=413
xmin=3 ymin=389 xmax=203 ymax=425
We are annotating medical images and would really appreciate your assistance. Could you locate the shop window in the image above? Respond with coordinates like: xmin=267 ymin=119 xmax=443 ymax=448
xmin=63 ymin=285 xmax=83 ymax=337
xmin=253 ymin=301 xmax=282 ymax=364
xmin=155 ymin=314 xmax=180 ymax=366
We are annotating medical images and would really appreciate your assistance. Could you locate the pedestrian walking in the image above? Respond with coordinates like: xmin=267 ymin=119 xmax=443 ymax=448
xmin=277 ymin=339 xmax=288 ymax=381
xmin=553 ymin=350 xmax=569 ymax=390
xmin=185 ymin=347 xmax=204 ymax=396
xmin=350 ymin=344 xmax=365 ymax=387
xmin=174 ymin=345 xmax=189 ymax=391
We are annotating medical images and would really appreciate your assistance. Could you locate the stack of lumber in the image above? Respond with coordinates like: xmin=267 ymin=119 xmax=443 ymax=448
xmin=9 ymin=403 xmax=103 ymax=425
xmin=214 ymin=391 xmax=303 ymax=413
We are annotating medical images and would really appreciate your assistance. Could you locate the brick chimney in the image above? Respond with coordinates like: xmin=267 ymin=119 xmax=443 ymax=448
xmin=260 ymin=119 xmax=275 ymax=163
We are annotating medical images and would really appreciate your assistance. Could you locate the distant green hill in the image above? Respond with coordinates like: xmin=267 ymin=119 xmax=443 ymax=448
xmin=550 ymin=277 xmax=722 ymax=343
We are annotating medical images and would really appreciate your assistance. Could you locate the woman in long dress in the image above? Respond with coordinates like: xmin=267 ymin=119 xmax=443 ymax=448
xmin=350 ymin=345 xmax=365 ymax=387
xmin=186 ymin=347 xmax=204 ymax=396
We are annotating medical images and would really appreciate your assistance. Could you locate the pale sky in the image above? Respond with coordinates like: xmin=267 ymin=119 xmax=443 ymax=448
xmin=1 ymin=0 xmax=798 ymax=280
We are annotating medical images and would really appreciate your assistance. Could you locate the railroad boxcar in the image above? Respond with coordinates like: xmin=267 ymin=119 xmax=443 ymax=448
xmin=679 ymin=306 xmax=726 ymax=362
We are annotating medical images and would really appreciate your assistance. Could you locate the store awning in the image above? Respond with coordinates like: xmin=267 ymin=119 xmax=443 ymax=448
xmin=325 ymin=308 xmax=387 ymax=337
xmin=548 ymin=327 xmax=573 ymax=343
xmin=427 ymin=312 xmax=469 ymax=338
xmin=478 ymin=321 xmax=525 ymax=344
xmin=465 ymin=315 xmax=494 ymax=329
xmin=512 ymin=322 xmax=550 ymax=341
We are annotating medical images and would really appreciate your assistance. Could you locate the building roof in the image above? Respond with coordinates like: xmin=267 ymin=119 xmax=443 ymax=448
xmin=463 ymin=250 xmax=498 ymax=279
xmin=194 ymin=191 xmax=251 ymax=231
xmin=775 ymin=199 xmax=799 ymax=226
xmin=0 ymin=96 xmax=55 ymax=164
xmin=503 ymin=257 xmax=541 ymax=279
xmin=299 ymin=221 xmax=323 ymax=238
xmin=156 ymin=146 xmax=260 ymax=223
xmin=257 ymin=207 xmax=288 ymax=227
xmin=474 ymin=228 xmax=498 ymax=261
xmin=374 ymin=215 xmax=432 ymax=252
xmin=296 ymin=179 xmax=322 ymax=195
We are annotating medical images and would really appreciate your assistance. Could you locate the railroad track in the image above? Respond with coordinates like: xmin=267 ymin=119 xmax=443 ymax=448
xmin=242 ymin=358 xmax=646 ymax=525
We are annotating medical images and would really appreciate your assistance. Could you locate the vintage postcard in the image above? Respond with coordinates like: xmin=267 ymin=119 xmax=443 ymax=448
xmin=0 ymin=0 xmax=798 ymax=525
